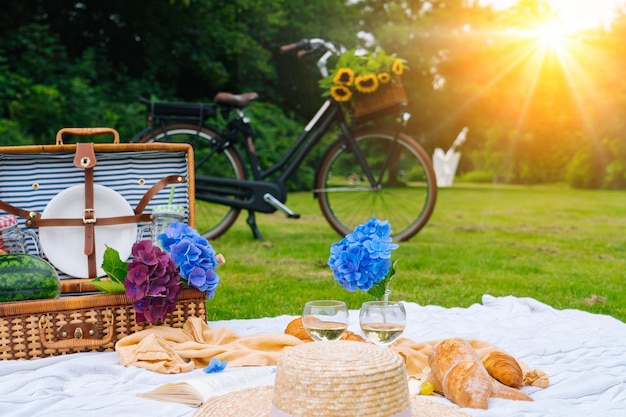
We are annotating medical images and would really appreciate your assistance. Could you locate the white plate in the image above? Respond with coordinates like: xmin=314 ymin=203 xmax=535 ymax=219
xmin=39 ymin=184 xmax=137 ymax=278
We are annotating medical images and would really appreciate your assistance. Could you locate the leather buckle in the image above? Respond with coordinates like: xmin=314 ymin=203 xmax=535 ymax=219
xmin=58 ymin=323 xmax=100 ymax=340
xmin=82 ymin=208 xmax=96 ymax=224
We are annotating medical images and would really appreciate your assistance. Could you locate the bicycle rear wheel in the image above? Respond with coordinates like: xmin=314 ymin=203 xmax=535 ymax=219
xmin=137 ymin=124 xmax=245 ymax=240
xmin=316 ymin=129 xmax=437 ymax=242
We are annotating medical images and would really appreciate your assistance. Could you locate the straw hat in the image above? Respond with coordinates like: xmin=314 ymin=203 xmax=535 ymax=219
xmin=194 ymin=341 xmax=471 ymax=417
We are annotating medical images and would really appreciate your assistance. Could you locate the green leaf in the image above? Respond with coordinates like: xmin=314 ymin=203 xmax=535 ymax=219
xmin=366 ymin=259 xmax=399 ymax=300
xmin=387 ymin=259 xmax=398 ymax=283
xmin=101 ymin=245 xmax=129 ymax=283
xmin=367 ymin=280 xmax=387 ymax=300
xmin=91 ymin=278 xmax=125 ymax=294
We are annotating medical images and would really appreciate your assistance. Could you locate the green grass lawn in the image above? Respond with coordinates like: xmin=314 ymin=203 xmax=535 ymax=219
xmin=205 ymin=183 xmax=626 ymax=323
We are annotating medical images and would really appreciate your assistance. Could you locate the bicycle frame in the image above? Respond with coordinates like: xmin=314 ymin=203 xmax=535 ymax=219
xmin=135 ymin=38 xmax=437 ymax=241
xmin=194 ymin=98 xmax=385 ymax=214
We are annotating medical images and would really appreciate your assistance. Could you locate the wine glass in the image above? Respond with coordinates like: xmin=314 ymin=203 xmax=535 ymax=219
xmin=359 ymin=301 xmax=406 ymax=347
xmin=302 ymin=300 xmax=349 ymax=341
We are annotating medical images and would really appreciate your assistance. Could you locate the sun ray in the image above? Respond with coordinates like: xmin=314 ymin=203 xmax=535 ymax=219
xmin=485 ymin=0 xmax=621 ymax=32
xmin=420 ymin=30 xmax=542 ymax=137
xmin=502 ymin=34 xmax=558 ymax=173
xmin=430 ymin=0 xmax=622 ymax=170
xmin=476 ymin=5 xmax=620 ymax=179
xmin=554 ymin=41 xmax=614 ymax=140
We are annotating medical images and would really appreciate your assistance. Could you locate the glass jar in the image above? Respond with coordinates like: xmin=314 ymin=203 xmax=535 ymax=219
xmin=0 ymin=214 xmax=40 ymax=255
xmin=138 ymin=205 xmax=185 ymax=247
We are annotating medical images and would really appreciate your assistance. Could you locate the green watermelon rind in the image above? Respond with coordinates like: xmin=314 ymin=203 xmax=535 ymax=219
xmin=0 ymin=254 xmax=61 ymax=302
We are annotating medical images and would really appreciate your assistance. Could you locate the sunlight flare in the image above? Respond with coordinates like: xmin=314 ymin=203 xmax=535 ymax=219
xmin=485 ymin=0 xmax=623 ymax=32
xmin=474 ymin=0 xmax=625 ymax=177
xmin=533 ymin=22 xmax=568 ymax=51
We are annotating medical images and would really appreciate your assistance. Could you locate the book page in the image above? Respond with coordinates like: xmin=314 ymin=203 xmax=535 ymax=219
xmin=138 ymin=366 xmax=277 ymax=407
xmin=138 ymin=382 xmax=205 ymax=407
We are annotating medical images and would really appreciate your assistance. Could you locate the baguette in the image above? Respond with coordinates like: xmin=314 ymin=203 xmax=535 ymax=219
xmin=428 ymin=338 xmax=532 ymax=409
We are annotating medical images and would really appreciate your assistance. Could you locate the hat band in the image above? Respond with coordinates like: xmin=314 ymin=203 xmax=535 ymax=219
xmin=270 ymin=405 xmax=412 ymax=417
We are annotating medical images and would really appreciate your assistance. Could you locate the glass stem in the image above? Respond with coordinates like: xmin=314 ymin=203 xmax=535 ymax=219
xmin=380 ymin=289 xmax=392 ymax=326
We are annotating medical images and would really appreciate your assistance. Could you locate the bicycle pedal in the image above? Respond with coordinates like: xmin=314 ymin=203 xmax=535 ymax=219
xmin=263 ymin=193 xmax=299 ymax=218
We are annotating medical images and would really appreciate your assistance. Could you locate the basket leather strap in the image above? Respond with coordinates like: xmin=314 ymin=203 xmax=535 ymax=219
xmin=133 ymin=175 xmax=186 ymax=216
xmin=27 ymin=214 xmax=149 ymax=227
xmin=0 ymin=200 xmax=37 ymax=221
xmin=17 ymin=174 xmax=185 ymax=228
xmin=39 ymin=312 xmax=115 ymax=350
xmin=0 ymin=175 xmax=185 ymax=228
xmin=75 ymin=143 xmax=98 ymax=277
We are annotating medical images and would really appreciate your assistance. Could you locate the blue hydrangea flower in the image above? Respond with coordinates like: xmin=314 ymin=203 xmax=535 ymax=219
xmin=328 ymin=218 xmax=398 ymax=292
xmin=158 ymin=221 xmax=220 ymax=298
xmin=203 ymin=358 xmax=228 ymax=373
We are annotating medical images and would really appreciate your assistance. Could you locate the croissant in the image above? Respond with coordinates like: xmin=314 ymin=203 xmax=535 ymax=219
xmin=284 ymin=317 xmax=364 ymax=342
xmin=481 ymin=350 xmax=524 ymax=388
xmin=428 ymin=338 xmax=532 ymax=409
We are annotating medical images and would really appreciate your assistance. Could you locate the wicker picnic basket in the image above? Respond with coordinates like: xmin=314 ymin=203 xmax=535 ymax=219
xmin=0 ymin=128 xmax=208 ymax=360
xmin=353 ymin=76 xmax=408 ymax=120
xmin=0 ymin=286 xmax=205 ymax=360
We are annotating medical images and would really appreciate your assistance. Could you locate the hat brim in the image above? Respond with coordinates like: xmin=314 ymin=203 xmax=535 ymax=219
xmin=193 ymin=385 xmax=471 ymax=417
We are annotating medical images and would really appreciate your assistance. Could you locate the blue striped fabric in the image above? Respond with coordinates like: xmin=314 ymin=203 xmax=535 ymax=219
xmin=0 ymin=150 xmax=190 ymax=279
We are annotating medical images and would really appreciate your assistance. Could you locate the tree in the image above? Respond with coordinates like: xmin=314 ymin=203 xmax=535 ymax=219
xmin=2 ymin=0 xmax=626 ymax=189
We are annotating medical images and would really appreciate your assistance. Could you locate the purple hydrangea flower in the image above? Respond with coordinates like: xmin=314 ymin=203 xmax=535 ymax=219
xmin=125 ymin=240 xmax=182 ymax=324
xmin=158 ymin=221 xmax=221 ymax=298
xmin=327 ymin=218 xmax=398 ymax=292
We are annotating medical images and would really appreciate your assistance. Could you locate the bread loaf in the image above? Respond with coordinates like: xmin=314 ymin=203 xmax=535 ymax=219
xmin=285 ymin=317 xmax=313 ymax=341
xmin=428 ymin=338 xmax=532 ymax=409
xmin=284 ymin=317 xmax=364 ymax=342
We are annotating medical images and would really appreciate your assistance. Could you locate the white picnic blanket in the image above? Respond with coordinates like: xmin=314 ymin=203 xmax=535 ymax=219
xmin=0 ymin=295 xmax=625 ymax=417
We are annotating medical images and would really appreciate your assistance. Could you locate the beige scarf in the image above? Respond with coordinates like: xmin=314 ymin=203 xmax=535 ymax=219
xmin=116 ymin=316 xmax=547 ymax=389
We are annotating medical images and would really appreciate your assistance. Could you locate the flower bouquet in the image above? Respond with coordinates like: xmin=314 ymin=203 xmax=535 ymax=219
xmin=327 ymin=217 xmax=399 ymax=301
xmin=319 ymin=49 xmax=408 ymax=119
xmin=93 ymin=221 xmax=223 ymax=324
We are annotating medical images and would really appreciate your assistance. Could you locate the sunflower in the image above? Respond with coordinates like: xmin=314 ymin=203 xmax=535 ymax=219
xmin=333 ymin=68 xmax=355 ymax=86
xmin=391 ymin=59 xmax=404 ymax=76
xmin=377 ymin=72 xmax=391 ymax=84
xmin=330 ymin=85 xmax=353 ymax=102
xmin=354 ymin=74 xmax=379 ymax=93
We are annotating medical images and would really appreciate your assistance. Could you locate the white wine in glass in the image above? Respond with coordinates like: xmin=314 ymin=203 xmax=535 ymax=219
xmin=302 ymin=300 xmax=349 ymax=341
xmin=359 ymin=301 xmax=406 ymax=347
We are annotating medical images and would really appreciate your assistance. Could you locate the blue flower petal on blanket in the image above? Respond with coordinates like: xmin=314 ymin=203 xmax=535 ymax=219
xmin=203 ymin=358 xmax=228 ymax=373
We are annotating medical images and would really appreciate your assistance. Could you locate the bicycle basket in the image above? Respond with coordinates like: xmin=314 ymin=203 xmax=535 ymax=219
xmin=352 ymin=76 xmax=407 ymax=120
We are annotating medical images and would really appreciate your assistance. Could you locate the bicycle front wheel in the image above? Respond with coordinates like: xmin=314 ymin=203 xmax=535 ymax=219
xmin=137 ymin=124 xmax=245 ymax=240
xmin=316 ymin=129 xmax=437 ymax=242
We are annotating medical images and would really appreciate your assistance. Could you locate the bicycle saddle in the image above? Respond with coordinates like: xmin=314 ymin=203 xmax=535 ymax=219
xmin=214 ymin=92 xmax=259 ymax=108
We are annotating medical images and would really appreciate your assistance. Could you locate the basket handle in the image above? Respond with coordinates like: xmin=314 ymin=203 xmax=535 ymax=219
xmin=55 ymin=127 xmax=120 ymax=145
xmin=38 ymin=311 xmax=115 ymax=350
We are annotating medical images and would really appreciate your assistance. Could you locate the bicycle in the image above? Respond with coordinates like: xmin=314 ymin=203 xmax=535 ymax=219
xmin=133 ymin=38 xmax=437 ymax=242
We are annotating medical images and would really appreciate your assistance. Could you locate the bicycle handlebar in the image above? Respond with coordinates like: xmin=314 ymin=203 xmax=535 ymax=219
xmin=280 ymin=38 xmax=345 ymax=77
xmin=279 ymin=39 xmax=310 ymax=54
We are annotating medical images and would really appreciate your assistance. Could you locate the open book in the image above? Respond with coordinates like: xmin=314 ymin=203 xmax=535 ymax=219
xmin=138 ymin=366 xmax=276 ymax=407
